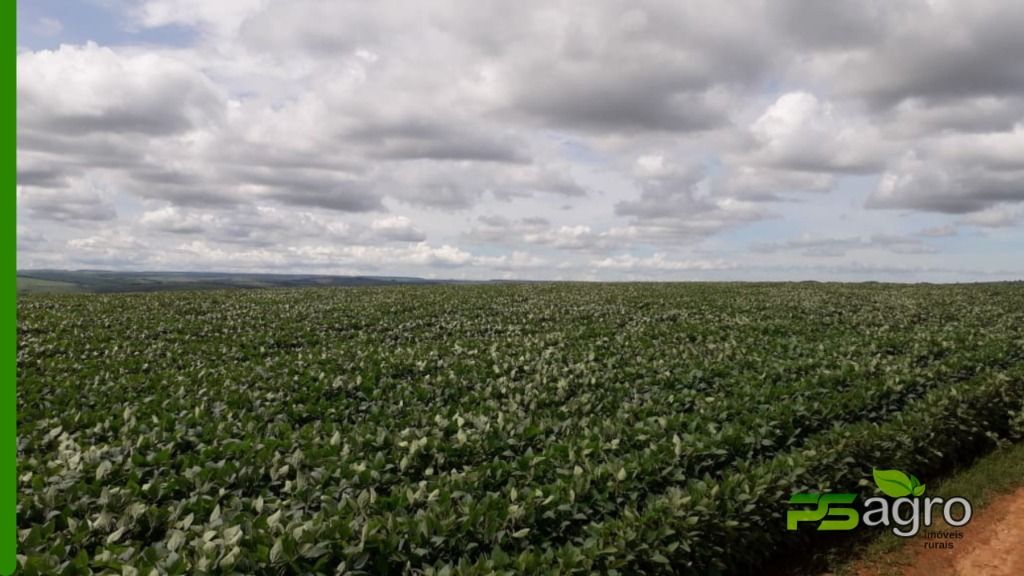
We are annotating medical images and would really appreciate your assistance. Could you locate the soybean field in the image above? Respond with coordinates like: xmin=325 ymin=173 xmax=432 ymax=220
xmin=16 ymin=283 xmax=1024 ymax=574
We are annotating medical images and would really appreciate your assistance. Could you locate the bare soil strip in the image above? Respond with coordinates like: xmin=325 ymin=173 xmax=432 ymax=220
xmin=853 ymin=486 xmax=1024 ymax=576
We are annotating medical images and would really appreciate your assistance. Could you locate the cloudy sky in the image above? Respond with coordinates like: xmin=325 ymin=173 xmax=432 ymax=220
xmin=16 ymin=0 xmax=1024 ymax=281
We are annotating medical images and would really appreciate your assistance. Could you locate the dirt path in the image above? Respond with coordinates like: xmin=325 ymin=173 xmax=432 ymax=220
xmin=854 ymin=486 xmax=1024 ymax=576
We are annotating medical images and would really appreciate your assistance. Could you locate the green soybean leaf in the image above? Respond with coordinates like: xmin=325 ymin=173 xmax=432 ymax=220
xmin=270 ymin=538 xmax=284 ymax=563
xmin=166 ymin=530 xmax=186 ymax=552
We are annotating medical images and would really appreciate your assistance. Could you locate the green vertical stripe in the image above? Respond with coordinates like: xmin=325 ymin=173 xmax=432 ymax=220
xmin=3 ymin=0 xmax=16 ymax=573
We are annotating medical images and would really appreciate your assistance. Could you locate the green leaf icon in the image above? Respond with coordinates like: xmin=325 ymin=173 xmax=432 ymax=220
xmin=908 ymin=474 xmax=926 ymax=496
xmin=873 ymin=468 xmax=914 ymax=498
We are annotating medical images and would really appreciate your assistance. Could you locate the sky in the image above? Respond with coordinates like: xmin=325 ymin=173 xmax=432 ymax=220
xmin=16 ymin=0 xmax=1024 ymax=281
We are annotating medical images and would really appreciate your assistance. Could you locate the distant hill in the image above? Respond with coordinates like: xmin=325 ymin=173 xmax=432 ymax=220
xmin=16 ymin=269 xmax=450 ymax=294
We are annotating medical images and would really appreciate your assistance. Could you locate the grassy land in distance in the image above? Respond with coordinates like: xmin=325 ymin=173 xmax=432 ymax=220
xmin=15 ymin=269 xmax=456 ymax=294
